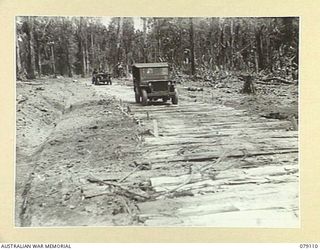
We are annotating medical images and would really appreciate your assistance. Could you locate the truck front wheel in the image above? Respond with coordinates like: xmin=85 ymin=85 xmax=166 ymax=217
xmin=141 ymin=89 xmax=148 ymax=106
xmin=135 ymin=89 xmax=141 ymax=103
xmin=172 ymin=92 xmax=178 ymax=105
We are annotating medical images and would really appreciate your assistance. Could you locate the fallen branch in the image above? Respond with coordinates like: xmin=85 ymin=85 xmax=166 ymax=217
xmin=84 ymin=191 xmax=110 ymax=199
xmin=199 ymin=148 xmax=247 ymax=179
xmin=200 ymin=149 xmax=230 ymax=172
xmin=119 ymin=196 xmax=133 ymax=216
xmin=118 ymin=164 xmax=141 ymax=183
xmin=87 ymin=174 xmax=150 ymax=200
xmin=236 ymin=41 xmax=254 ymax=54
xmin=17 ymin=95 xmax=28 ymax=104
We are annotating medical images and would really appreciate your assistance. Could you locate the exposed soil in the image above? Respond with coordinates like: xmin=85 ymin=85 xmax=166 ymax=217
xmin=179 ymin=76 xmax=298 ymax=121
xmin=16 ymin=78 xmax=145 ymax=226
xmin=15 ymin=76 xmax=299 ymax=227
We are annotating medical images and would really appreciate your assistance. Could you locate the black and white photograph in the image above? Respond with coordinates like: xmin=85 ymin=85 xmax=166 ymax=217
xmin=15 ymin=16 xmax=299 ymax=227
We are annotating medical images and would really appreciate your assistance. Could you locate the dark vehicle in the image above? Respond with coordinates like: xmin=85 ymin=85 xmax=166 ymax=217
xmin=92 ymin=72 xmax=112 ymax=85
xmin=132 ymin=62 xmax=178 ymax=105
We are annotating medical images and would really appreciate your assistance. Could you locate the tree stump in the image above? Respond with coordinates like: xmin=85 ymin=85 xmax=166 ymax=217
xmin=241 ymin=74 xmax=256 ymax=94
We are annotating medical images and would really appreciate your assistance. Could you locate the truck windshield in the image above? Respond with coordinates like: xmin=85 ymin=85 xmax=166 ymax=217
xmin=140 ymin=67 xmax=169 ymax=80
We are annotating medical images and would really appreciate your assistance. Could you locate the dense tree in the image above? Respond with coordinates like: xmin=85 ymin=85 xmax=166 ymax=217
xmin=19 ymin=16 xmax=36 ymax=79
xmin=16 ymin=16 xmax=299 ymax=80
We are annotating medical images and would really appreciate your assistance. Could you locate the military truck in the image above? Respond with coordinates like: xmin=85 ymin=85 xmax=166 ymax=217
xmin=132 ymin=63 xmax=178 ymax=105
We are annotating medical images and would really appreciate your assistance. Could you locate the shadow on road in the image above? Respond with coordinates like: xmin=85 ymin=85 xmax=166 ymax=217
xmin=128 ymin=101 xmax=172 ymax=106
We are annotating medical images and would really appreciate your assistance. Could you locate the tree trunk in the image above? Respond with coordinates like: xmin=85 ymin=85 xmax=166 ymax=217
xmin=157 ymin=20 xmax=161 ymax=61
xmin=38 ymin=47 xmax=42 ymax=77
xmin=50 ymin=44 xmax=56 ymax=76
xmin=85 ymin=38 xmax=90 ymax=75
xmin=43 ymin=45 xmax=49 ymax=60
xmin=189 ymin=18 xmax=195 ymax=76
xmin=218 ymin=18 xmax=225 ymax=68
xmin=65 ymin=43 xmax=72 ymax=77
xmin=91 ymin=32 xmax=94 ymax=67
xmin=79 ymin=17 xmax=86 ymax=77
xmin=266 ymin=34 xmax=271 ymax=72
xmin=241 ymin=74 xmax=255 ymax=94
xmin=254 ymin=51 xmax=259 ymax=73
xmin=282 ymin=17 xmax=294 ymax=46
xmin=81 ymin=40 xmax=86 ymax=77
xmin=30 ymin=19 xmax=36 ymax=78
xmin=26 ymin=17 xmax=36 ymax=79
xmin=16 ymin=34 xmax=23 ymax=79
xmin=255 ymin=26 xmax=264 ymax=70
xmin=210 ymin=18 xmax=215 ymax=66
xmin=116 ymin=17 xmax=123 ymax=64
xmin=142 ymin=17 xmax=147 ymax=63
xmin=230 ymin=19 xmax=234 ymax=70
xmin=125 ymin=48 xmax=129 ymax=77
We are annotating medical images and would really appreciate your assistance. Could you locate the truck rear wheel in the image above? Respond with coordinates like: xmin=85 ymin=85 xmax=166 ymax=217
xmin=135 ymin=89 xmax=141 ymax=103
xmin=141 ymin=89 xmax=148 ymax=106
xmin=172 ymin=92 xmax=178 ymax=105
xmin=95 ymin=78 xmax=99 ymax=85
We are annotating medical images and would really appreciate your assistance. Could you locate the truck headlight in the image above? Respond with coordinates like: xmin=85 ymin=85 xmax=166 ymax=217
xmin=148 ymin=82 xmax=152 ymax=87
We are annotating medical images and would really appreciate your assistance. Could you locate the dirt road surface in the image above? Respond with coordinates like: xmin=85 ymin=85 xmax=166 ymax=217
xmin=16 ymin=77 xmax=299 ymax=227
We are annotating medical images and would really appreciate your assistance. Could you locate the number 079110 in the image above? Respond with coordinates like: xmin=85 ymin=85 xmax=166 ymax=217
xmin=300 ymin=244 xmax=319 ymax=248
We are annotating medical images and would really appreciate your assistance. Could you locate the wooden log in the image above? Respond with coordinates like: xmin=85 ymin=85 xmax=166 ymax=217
xmin=256 ymin=80 xmax=281 ymax=86
xmin=145 ymin=130 xmax=298 ymax=144
xmin=143 ymin=148 xmax=298 ymax=164
xmin=139 ymin=182 xmax=299 ymax=227
xmin=142 ymin=142 xmax=298 ymax=157
xmin=150 ymin=164 xmax=298 ymax=193
xmin=153 ymin=119 xmax=159 ymax=137
xmin=159 ymin=121 xmax=293 ymax=133
xmin=260 ymin=77 xmax=298 ymax=85
xmin=290 ymin=116 xmax=298 ymax=131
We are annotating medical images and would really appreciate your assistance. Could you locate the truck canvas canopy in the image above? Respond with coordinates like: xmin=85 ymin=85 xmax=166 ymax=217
xmin=132 ymin=63 xmax=169 ymax=81
xmin=132 ymin=62 xmax=169 ymax=68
